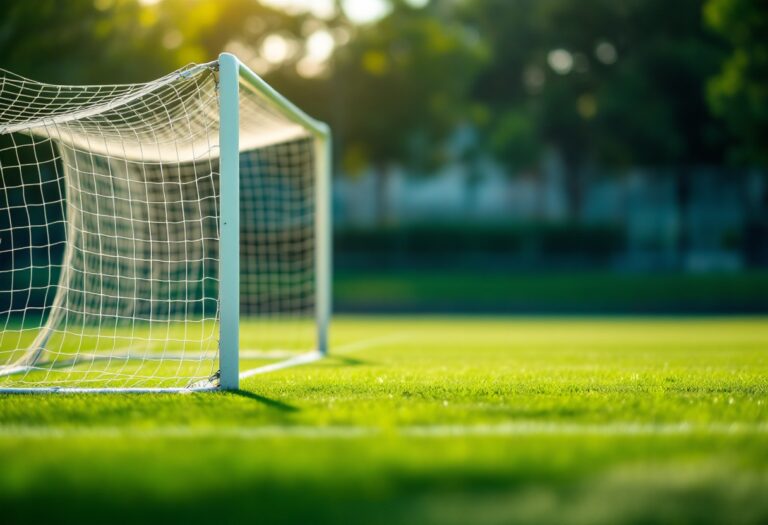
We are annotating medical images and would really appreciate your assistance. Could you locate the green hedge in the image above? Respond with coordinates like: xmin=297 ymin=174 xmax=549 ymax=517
xmin=334 ymin=270 xmax=768 ymax=313
xmin=334 ymin=224 xmax=624 ymax=269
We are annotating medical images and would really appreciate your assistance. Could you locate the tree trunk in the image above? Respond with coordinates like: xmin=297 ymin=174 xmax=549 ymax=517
xmin=534 ymin=168 xmax=546 ymax=220
xmin=563 ymin=159 xmax=584 ymax=223
xmin=375 ymin=164 xmax=392 ymax=226
xmin=675 ymin=165 xmax=691 ymax=269
xmin=743 ymin=169 xmax=768 ymax=267
xmin=464 ymin=161 xmax=482 ymax=220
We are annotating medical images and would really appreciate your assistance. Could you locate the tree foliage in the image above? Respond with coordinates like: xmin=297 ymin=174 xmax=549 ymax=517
xmin=331 ymin=1 xmax=487 ymax=175
xmin=459 ymin=0 xmax=729 ymax=220
xmin=0 ymin=0 xmax=760 ymax=180
xmin=705 ymin=0 xmax=768 ymax=166
xmin=463 ymin=0 xmax=727 ymax=169
xmin=0 ymin=0 xmax=177 ymax=82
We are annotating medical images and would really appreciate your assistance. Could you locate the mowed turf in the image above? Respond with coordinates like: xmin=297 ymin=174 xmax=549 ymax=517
xmin=1 ymin=317 xmax=767 ymax=524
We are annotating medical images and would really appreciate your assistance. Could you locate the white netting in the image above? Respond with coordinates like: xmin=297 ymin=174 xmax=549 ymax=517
xmin=0 ymin=61 xmax=318 ymax=389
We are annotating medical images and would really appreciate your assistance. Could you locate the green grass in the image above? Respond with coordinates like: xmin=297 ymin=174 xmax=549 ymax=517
xmin=1 ymin=317 xmax=768 ymax=524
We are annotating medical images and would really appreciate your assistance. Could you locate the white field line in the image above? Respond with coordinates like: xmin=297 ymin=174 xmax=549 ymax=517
xmin=0 ymin=333 xmax=406 ymax=389
xmin=1 ymin=421 xmax=767 ymax=440
xmin=239 ymin=351 xmax=323 ymax=380
xmin=237 ymin=333 xmax=408 ymax=380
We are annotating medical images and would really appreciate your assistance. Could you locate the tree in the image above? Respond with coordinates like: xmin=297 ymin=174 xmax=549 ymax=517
xmin=330 ymin=0 xmax=487 ymax=223
xmin=584 ymin=0 xmax=728 ymax=258
xmin=0 ymin=0 xmax=179 ymax=83
xmin=705 ymin=0 xmax=768 ymax=167
xmin=463 ymin=0 xmax=728 ymax=259
xmin=705 ymin=0 xmax=768 ymax=265
xmin=0 ymin=0 xmax=320 ymax=83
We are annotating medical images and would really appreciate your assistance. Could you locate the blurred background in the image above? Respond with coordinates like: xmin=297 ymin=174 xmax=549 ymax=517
xmin=2 ymin=0 xmax=767 ymax=314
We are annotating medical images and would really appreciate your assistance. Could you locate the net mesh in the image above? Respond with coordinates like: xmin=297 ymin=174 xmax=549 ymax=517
xmin=0 ymin=61 xmax=317 ymax=389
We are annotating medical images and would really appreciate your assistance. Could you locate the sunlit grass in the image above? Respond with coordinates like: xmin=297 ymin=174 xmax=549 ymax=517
xmin=0 ymin=317 xmax=316 ymax=388
xmin=1 ymin=316 xmax=767 ymax=524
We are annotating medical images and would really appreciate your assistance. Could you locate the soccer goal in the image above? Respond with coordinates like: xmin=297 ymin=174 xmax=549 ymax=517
xmin=0 ymin=53 xmax=331 ymax=392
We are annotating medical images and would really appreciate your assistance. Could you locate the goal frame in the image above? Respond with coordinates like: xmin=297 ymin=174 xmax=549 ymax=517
xmin=218 ymin=52 xmax=332 ymax=391
xmin=0 ymin=53 xmax=332 ymax=393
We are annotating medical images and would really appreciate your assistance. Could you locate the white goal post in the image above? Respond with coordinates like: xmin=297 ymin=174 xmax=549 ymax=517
xmin=0 ymin=53 xmax=331 ymax=392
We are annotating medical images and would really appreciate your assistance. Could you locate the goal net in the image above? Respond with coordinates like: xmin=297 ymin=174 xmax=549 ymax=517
xmin=0 ymin=54 xmax=331 ymax=392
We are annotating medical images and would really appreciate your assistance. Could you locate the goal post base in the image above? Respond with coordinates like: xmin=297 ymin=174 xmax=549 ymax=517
xmin=0 ymin=387 xmax=219 ymax=394
xmin=0 ymin=350 xmax=326 ymax=394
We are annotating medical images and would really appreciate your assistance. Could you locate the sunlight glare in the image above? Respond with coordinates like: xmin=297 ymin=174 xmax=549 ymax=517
xmin=547 ymin=49 xmax=573 ymax=75
xmin=342 ymin=0 xmax=392 ymax=24
xmin=261 ymin=34 xmax=291 ymax=64
xmin=307 ymin=30 xmax=335 ymax=62
xmin=260 ymin=0 xmax=336 ymax=19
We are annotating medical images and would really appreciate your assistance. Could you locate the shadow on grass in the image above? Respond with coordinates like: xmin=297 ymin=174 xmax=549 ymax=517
xmin=231 ymin=390 xmax=299 ymax=412
xmin=323 ymin=355 xmax=372 ymax=367
xmin=5 ymin=468 xmax=768 ymax=525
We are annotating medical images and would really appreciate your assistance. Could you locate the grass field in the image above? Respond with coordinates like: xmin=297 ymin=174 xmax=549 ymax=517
xmin=1 ymin=316 xmax=767 ymax=524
